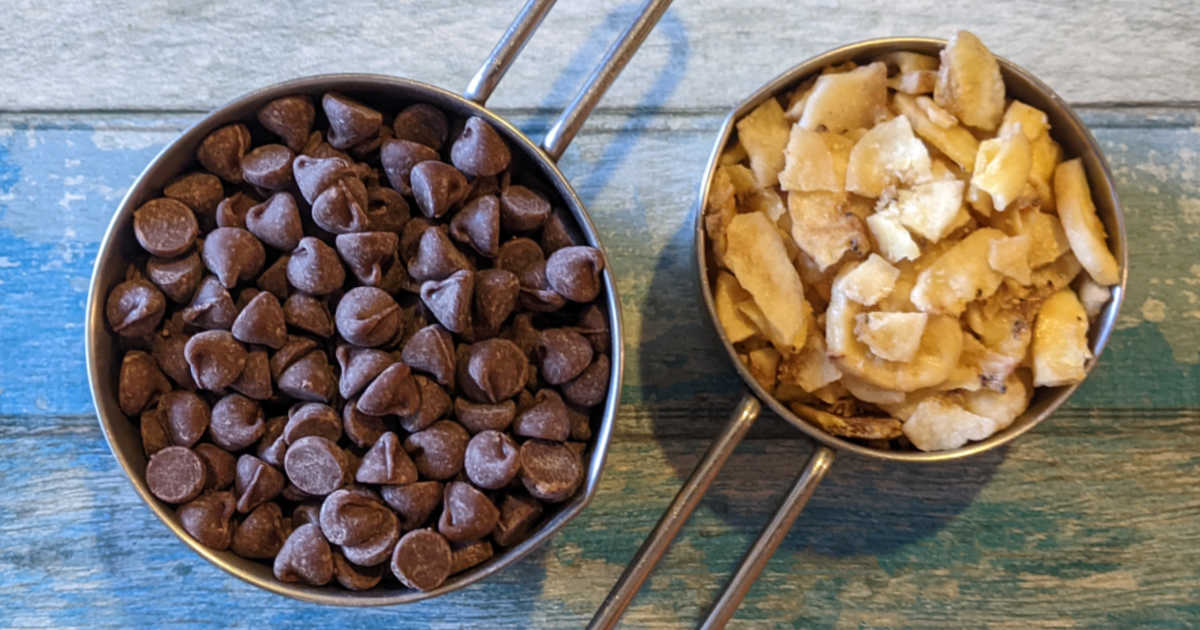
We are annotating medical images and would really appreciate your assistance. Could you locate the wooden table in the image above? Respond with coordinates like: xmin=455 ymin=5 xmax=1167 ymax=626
xmin=2 ymin=1 xmax=1198 ymax=627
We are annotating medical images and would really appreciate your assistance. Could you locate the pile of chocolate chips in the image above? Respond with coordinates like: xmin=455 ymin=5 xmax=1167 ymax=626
xmin=105 ymin=92 xmax=611 ymax=592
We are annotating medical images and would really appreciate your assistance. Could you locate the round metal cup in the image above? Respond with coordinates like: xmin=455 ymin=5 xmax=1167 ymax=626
xmin=84 ymin=74 xmax=624 ymax=605
xmin=694 ymin=37 xmax=1128 ymax=462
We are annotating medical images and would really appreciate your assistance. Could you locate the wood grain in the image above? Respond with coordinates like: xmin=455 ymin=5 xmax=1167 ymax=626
xmin=0 ymin=0 xmax=1198 ymax=112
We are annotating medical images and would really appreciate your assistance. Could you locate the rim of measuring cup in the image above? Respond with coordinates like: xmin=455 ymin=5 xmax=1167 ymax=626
xmin=692 ymin=37 xmax=1128 ymax=463
xmin=85 ymin=73 xmax=625 ymax=605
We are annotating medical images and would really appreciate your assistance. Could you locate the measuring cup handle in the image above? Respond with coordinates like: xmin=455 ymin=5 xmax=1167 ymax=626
xmin=541 ymin=0 xmax=673 ymax=161
xmin=587 ymin=392 xmax=761 ymax=630
xmin=699 ymin=444 xmax=836 ymax=630
xmin=464 ymin=0 xmax=557 ymax=106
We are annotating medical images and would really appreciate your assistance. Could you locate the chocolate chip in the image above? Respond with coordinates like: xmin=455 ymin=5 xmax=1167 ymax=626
xmin=410 ymin=161 xmax=469 ymax=219
xmin=333 ymin=551 xmax=385 ymax=590
xmin=335 ymin=232 xmax=397 ymax=286
xmin=420 ymin=269 xmax=473 ymax=334
xmin=235 ymin=454 xmax=284 ymax=513
xmin=232 ymin=291 xmax=288 ymax=349
xmin=258 ymin=96 xmax=315 ymax=152
xmin=119 ymin=351 xmax=171 ymax=416
xmin=285 ymin=436 xmax=349 ymax=496
xmin=568 ymin=405 xmax=593 ymax=441
xmin=496 ymin=238 xmax=545 ymax=290
xmin=380 ymin=481 xmax=442 ymax=530
xmin=319 ymin=488 xmax=393 ymax=546
xmin=164 ymin=172 xmax=223 ymax=223
xmin=277 ymin=350 xmax=335 ymax=403
xmin=274 ymin=523 xmax=334 ymax=585
xmin=197 ymin=123 xmax=252 ymax=183
xmin=464 ymin=430 xmax=520 ymax=490
xmin=256 ymin=256 xmax=290 ymax=301
xmin=404 ymin=420 xmax=469 ymax=480
xmin=454 ymin=398 xmax=516 ymax=434
xmin=399 ymin=217 xmax=432 ymax=262
xmin=401 ymin=324 xmax=456 ymax=386
xmin=291 ymin=503 xmax=321 ymax=528
xmin=472 ymin=269 xmax=519 ymax=336
xmin=390 ymin=528 xmax=451 ymax=591
xmin=178 ymin=491 xmax=236 ymax=550
xmin=449 ymin=195 xmax=501 ymax=257
xmin=365 ymin=186 xmax=411 ymax=232
xmin=146 ymin=446 xmax=206 ymax=504
xmin=505 ymin=312 xmax=540 ymax=359
xmin=450 ymin=117 xmax=510 ymax=177
xmin=152 ymin=330 xmax=196 ymax=390
xmin=312 ymin=177 xmax=370 ymax=234
xmin=541 ymin=207 xmax=581 ymax=255
xmin=546 ymin=246 xmax=605 ymax=303
xmin=230 ymin=349 xmax=272 ymax=400
xmin=202 ymin=227 xmax=265 ymax=289
xmin=141 ymin=407 xmax=171 ymax=456
xmin=520 ymin=440 xmax=582 ymax=503
xmin=333 ymin=345 xmax=391 ymax=399
xmin=146 ymin=251 xmax=204 ymax=303
xmin=184 ymin=330 xmax=247 ymax=391
xmin=408 ymin=225 xmax=472 ymax=284
xmin=398 ymin=375 xmax=450 ymax=433
xmin=341 ymin=512 xmax=399 ymax=567
xmin=500 ymin=185 xmax=550 ymax=232
xmin=195 ymin=443 xmax=236 ymax=490
xmin=323 ymin=93 xmax=382 ymax=149
xmin=538 ymin=328 xmax=594 ymax=385
xmin=181 ymin=276 xmax=234 ymax=329
xmin=577 ymin=304 xmax=610 ymax=355
xmin=281 ymin=293 xmax=331 ymax=338
xmin=287 ymin=236 xmax=345 ymax=295
xmin=513 ymin=389 xmax=570 ymax=442
xmin=284 ymin=402 xmax=342 ymax=444
xmin=210 ymin=393 xmax=266 ymax=451
xmin=357 ymin=363 xmax=420 ymax=417
xmin=380 ymin=138 xmax=439 ymax=197
xmin=157 ymin=390 xmax=211 ymax=447
xmin=245 ymin=192 xmax=303 ymax=251
xmin=232 ymin=502 xmax=287 ymax=559
xmin=255 ymin=416 xmax=288 ymax=467
xmin=393 ymin=104 xmax=449 ymax=151
xmin=335 ymin=287 xmax=401 ymax=347
xmin=215 ymin=192 xmax=258 ymax=229
xmin=241 ymin=144 xmax=296 ymax=191
xmin=438 ymin=481 xmax=499 ymax=543
xmin=450 ymin=539 xmax=494 ymax=574
xmin=342 ymin=399 xmax=388 ymax=449
xmin=293 ymin=155 xmax=357 ymax=205
xmin=561 ymin=354 xmax=610 ymax=408
xmin=493 ymin=493 xmax=543 ymax=547
xmin=270 ymin=335 xmax=318 ymax=381
xmin=356 ymin=432 xmax=418 ymax=485
xmin=458 ymin=339 xmax=528 ymax=404
xmin=106 ymin=279 xmax=166 ymax=337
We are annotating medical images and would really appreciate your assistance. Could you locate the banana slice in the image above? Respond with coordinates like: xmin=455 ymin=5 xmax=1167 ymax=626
xmin=1054 ymin=158 xmax=1120 ymax=286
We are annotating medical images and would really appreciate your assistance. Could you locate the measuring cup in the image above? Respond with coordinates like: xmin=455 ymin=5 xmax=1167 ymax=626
xmin=85 ymin=0 xmax=672 ymax=605
xmin=590 ymin=37 xmax=1128 ymax=629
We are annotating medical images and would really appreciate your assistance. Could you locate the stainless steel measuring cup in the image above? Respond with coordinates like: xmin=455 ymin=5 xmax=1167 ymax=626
xmin=85 ymin=0 xmax=672 ymax=605
xmin=590 ymin=37 xmax=1129 ymax=629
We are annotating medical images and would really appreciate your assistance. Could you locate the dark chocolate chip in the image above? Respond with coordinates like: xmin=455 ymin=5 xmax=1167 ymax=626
xmin=146 ymin=446 xmax=207 ymax=504
xmin=164 ymin=172 xmax=223 ymax=223
xmin=450 ymin=117 xmax=511 ymax=177
xmin=577 ymin=304 xmax=610 ymax=355
xmin=231 ymin=291 xmax=288 ymax=349
xmin=464 ymin=430 xmax=520 ymax=490
xmin=241 ymin=144 xmax=296 ymax=191
xmin=513 ymin=389 xmax=570 ymax=442
xmin=493 ymin=493 xmax=543 ymax=547
xmin=335 ymin=287 xmax=401 ymax=347
xmin=335 ymin=231 xmax=397 ymax=286
xmin=319 ymin=488 xmax=393 ymax=546
xmin=520 ymin=440 xmax=583 ymax=503
xmin=195 ymin=443 xmax=236 ymax=490
xmin=392 ymin=104 xmax=448 ymax=151
xmin=256 ymin=256 xmax=290 ymax=301
xmin=472 ymin=269 xmax=519 ymax=335
xmin=197 ymin=123 xmax=252 ymax=183
xmin=568 ymin=405 xmax=593 ymax=441
xmin=401 ymin=324 xmax=456 ymax=386
xmin=273 ymin=523 xmax=334 ymax=585
xmin=411 ymin=161 xmax=469 ymax=219
xmin=453 ymin=398 xmax=516 ymax=434
xmin=284 ymin=436 xmax=349 ymax=497
xmin=342 ymin=399 xmax=388 ymax=449
xmin=210 ymin=393 xmax=266 ymax=451
xmin=438 ymin=481 xmax=499 ymax=543
xmin=408 ymin=225 xmax=471 ymax=283
xmin=449 ymin=195 xmax=501 ymax=257
xmin=287 ymin=236 xmax=345 ymax=295
xmin=106 ymin=278 xmax=166 ymax=338
xmin=381 ymin=138 xmax=439 ymax=196
xmin=356 ymin=432 xmax=418 ymax=485
xmin=277 ymin=350 xmax=335 ymax=403
xmin=293 ymin=155 xmax=357 ymax=205
xmin=146 ymin=250 xmax=204 ymax=304
xmin=181 ymin=275 xmax=235 ymax=329
xmin=245 ymin=192 xmax=303 ymax=251
xmin=540 ymin=207 xmax=581 ymax=255
xmin=232 ymin=502 xmax=287 ymax=559
xmin=157 ymin=390 xmax=211 ymax=447
xmin=496 ymin=238 xmax=545 ymax=289
xmin=270 ymin=335 xmax=318 ymax=381
xmin=458 ymin=338 xmax=528 ymax=404
xmin=380 ymin=481 xmax=443 ymax=531
xmin=357 ymin=363 xmax=420 ymax=417
xmin=449 ymin=539 xmax=494 ymax=575
xmin=215 ymin=192 xmax=259 ymax=229
xmin=341 ymin=512 xmax=400 ymax=567
xmin=202 ymin=227 xmax=265 ymax=289
xmin=312 ymin=177 xmax=370 ymax=234
xmin=235 ymin=454 xmax=284 ymax=513
xmin=184 ymin=330 xmax=247 ymax=391
xmin=141 ymin=407 xmax=171 ymax=456
xmin=230 ymin=349 xmax=272 ymax=400
xmin=391 ymin=528 xmax=451 ymax=591
xmin=323 ymin=93 xmax=382 ymax=150
xmin=397 ymin=375 xmax=450 ymax=433
xmin=258 ymin=95 xmax=316 ymax=152
xmin=538 ymin=328 xmax=594 ymax=385
xmin=420 ymin=269 xmax=473 ymax=334
xmin=546 ymin=246 xmax=605 ymax=303
xmin=335 ymin=345 xmax=393 ymax=399
xmin=404 ymin=420 xmax=469 ymax=480
xmin=283 ymin=293 xmax=333 ymax=338
xmin=499 ymin=185 xmax=550 ymax=233
xmin=365 ymin=186 xmax=411 ymax=232
xmin=561 ymin=354 xmax=610 ymax=408
xmin=284 ymin=402 xmax=342 ymax=444
xmin=178 ymin=491 xmax=236 ymax=550
xmin=119 ymin=350 xmax=171 ymax=416
xmin=333 ymin=551 xmax=385 ymax=590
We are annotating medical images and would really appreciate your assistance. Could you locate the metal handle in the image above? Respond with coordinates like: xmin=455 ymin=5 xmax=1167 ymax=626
xmin=464 ymin=0 xmax=557 ymax=106
xmin=541 ymin=0 xmax=673 ymax=161
xmin=588 ymin=393 xmax=762 ymax=630
xmin=699 ymin=445 xmax=836 ymax=630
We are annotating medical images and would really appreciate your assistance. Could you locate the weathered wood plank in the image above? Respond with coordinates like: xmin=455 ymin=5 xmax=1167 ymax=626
xmin=0 ymin=413 xmax=1197 ymax=628
xmin=1 ymin=1 xmax=1198 ymax=112
xmin=1 ymin=109 xmax=1198 ymax=416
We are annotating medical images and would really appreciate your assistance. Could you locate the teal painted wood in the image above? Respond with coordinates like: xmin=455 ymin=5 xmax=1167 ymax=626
xmin=1 ymin=105 xmax=1199 ymax=628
